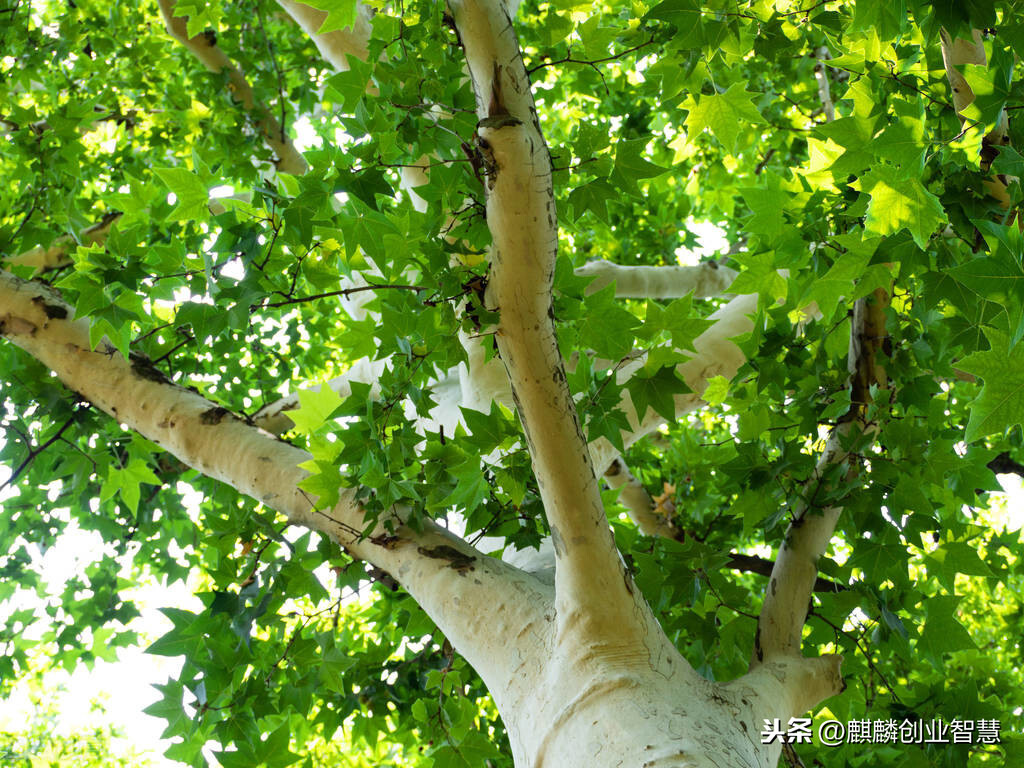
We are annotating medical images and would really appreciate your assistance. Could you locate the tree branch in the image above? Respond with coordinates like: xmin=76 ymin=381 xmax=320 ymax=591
xmin=158 ymin=0 xmax=308 ymax=175
xmin=5 ymin=212 xmax=121 ymax=273
xmin=754 ymin=287 xmax=889 ymax=664
xmin=275 ymin=0 xmax=372 ymax=72
xmin=449 ymin=0 xmax=645 ymax=642
xmin=588 ymin=292 xmax=758 ymax=477
xmin=603 ymin=458 xmax=681 ymax=540
xmin=0 ymin=269 xmax=550 ymax=692
xmin=575 ymin=259 xmax=737 ymax=299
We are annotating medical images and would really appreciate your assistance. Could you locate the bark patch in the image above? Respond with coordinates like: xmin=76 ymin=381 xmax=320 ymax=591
xmin=200 ymin=406 xmax=231 ymax=425
xmin=130 ymin=353 xmax=171 ymax=384
xmin=31 ymin=296 xmax=68 ymax=319
xmin=417 ymin=545 xmax=476 ymax=574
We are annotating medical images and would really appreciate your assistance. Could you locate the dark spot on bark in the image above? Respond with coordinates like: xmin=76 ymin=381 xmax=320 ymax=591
xmin=32 ymin=296 xmax=68 ymax=319
xmin=771 ymin=577 xmax=777 ymax=596
xmin=417 ymin=545 xmax=476 ymax=574
xmin=129 ymin=353 xmax=171 ymax=384
xmin=549 ymin=525 xmax=565 ymax=558
xmin=200 ymin=406 xmax=231 ymax=425
xmin=709 ymin=261 xmax=719 ymax=270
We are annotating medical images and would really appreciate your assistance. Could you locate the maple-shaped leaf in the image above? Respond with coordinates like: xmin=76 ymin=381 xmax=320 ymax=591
xmin=611 ymin=138 xmax=668 ymax=196
xmin=286 ymin=383 xmax=346 ymax=434
xmin=958 ymin=328 xmax=1024 ymax=441
xmin=297 ymin=0 xmax=359 ymax=33
xmin=154 ymin=167 xmax=209 ymax=223
xmin=684 ymin=83 xmax=765 ymax=154
xmin=626 ymin=366 xmax=691 ymax=422
xmin=854 ymin=166 xmax=946 ymax=249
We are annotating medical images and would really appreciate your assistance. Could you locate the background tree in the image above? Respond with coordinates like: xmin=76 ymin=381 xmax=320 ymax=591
xmin=2 ymin=0 xmax=1024 ymax=766
xmin=0 ymin=670 xmax=157 ymax=768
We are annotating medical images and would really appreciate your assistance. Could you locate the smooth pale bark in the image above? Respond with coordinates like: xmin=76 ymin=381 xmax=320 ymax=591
xmin=442 ymin=2 xmax=843 ymax=765
xmin=4 ymin=197 xmax=241 ymax=273
xmin=2 ymin=2 xmax=852 ymax=764
xmin=604 ymin=457 xmax=681 ymax=539
xmin=813 ymin=47 xmax=835 ymax=123
xmin=276 ymin=0 xmax=373 ymax=71
xmin=940 ymin=28 xmax=1011 ymax=204
xmin=575 ymin=259 xmax=737 ymax=299
xmin=2 ymin=266 xmax=845 ymax=767
xmin=451 ymin=0 xmax=645 ymax=646
xmin=0 ymin=269 xmax=554 ymax=701
xmin=754 ymin=289 xmax=889 ymax=663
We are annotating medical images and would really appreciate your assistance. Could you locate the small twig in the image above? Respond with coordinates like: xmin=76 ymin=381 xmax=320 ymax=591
xmin=527 ymin=36 xmax=656 ymax=78
xmin=258 ymin=282 xmax=425 ymax=309
xmin=0 ymin=415 xmax=78 ymax=491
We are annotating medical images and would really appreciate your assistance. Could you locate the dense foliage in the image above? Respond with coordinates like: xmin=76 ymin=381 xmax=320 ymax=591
xmin=2 ymin=0 xmax=1024 ymax=766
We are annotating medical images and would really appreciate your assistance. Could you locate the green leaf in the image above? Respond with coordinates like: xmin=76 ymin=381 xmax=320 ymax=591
xmin=684 ymin=83 xmax=765 ymax=154
xmin=916 ymin=595 xmax=976 ymax=662
xmin=142 ymin=680 xmax=190 ymax=739
xmin=611 ymin=138 xmax=668 ymax=196
xmin=286 ymin=384 xmax=347 ymax=434
xmin=263 ymin=722 xmax=301 ymax=768
xmin=578 ymin=283 xmax=641 ymax=360
xmin=568 ymin=179 xmax=617 ymax=223
xmin=727 ymin=251 xmax=787 ymax=301
xmin=172 ymin=0 xmax=222 ymax=38
xmin=153 ymin=167 xmax=209 ymax=222
xmin=298 ymin=0 xmax=359 ymax=33
xmin=626 ymin=366 xmax=690 ymax=422
xmin=641 ymin=294 xmax=714 ymax=352
xmin=855 ymin=165 xmax=945 ymax=249
xmin=799 ymin=251 xmax=871 ymax=313
xmin=947 ymin=248 xmax=1024 ymax=343
xmin=958 ymin=328 xmax=1024 ymax=441
xmin=702 ymin=375 xmax=729 ymax=406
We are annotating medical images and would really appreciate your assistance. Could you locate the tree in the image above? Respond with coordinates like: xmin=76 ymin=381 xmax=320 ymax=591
xmin=0 ymin=670 xmax=156 ymax=768
xmin=2 ymin=0 xmax=1024 ymax=766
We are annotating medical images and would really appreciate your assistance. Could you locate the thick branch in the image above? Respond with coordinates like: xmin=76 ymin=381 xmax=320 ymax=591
xmin=275 ymin=0 xmax=372 ymax=71
xmin=450 ymin=0 xmax=642 ymax=641
xmin=0 ymin=270 xmax=549 ymax=693
xmin=604 ymin=458 xmax=681 ymax=539
xmin=5 ymin=212 xmax=121 ymax=272
xmin=575 ymin=260 xmax=737 ymax=299
xmin=754 ymin=288 xmax=889 ymax=664
xmin=941 ymin=28 xmax=1012 ymax=204
xmin=158 ymin=0 xmax=307 ymax=175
